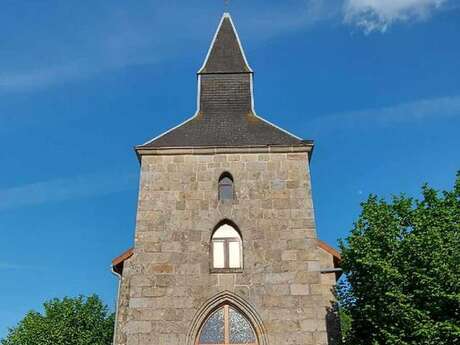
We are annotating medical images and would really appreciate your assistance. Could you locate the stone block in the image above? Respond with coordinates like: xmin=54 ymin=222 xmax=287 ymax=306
xmin=149 ymin=263 xmax=174 ymax=274
xmin=281 ymin=250 xmax=297 ymax=261
xmin=300 ymin=319 xmax=323 ymax=332
xmin=290 ymin=284 xmax=310 ymax=296
xmin=310 ymin=284 xmax=324 ymax=295
xmin=142 ymin=287 xmax=167 ymax=297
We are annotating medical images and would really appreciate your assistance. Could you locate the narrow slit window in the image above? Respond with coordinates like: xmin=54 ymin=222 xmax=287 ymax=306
xmin=219 ymin=173 xmax=234 ymax=201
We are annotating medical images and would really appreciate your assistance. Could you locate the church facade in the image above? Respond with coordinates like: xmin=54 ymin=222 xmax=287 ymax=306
xmin=112 ymin=13 xmax=341 ymax=345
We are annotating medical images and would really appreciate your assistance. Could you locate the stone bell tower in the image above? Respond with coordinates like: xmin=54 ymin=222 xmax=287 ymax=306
xmin=111 ymin=12 xmax=341 ymax=345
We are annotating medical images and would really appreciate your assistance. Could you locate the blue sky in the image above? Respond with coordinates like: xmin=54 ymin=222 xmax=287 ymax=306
xmin=1 ymin=0 xmax=459 ymax=336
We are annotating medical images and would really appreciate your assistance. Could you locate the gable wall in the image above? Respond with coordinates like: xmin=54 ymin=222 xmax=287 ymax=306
xmin=114 ymin=151 xmax=336 ymax=345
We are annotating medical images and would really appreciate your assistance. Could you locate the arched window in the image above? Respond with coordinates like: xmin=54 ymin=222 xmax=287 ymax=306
xmin=218 ymin=173 xmax=234 ymax=201
xmin=196 ymin=305 xmax=257 ymax=345
xmin=211 ymin=223 xmax=242 ymax=270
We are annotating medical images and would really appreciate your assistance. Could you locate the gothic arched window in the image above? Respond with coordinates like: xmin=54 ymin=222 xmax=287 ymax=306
xmin=196 ymin=305 xmax=257 ymax=345
xmin=211 ymin=223 xmax=242 ymax=270
xmin=218 ymin=173 xmax=234 ymax=201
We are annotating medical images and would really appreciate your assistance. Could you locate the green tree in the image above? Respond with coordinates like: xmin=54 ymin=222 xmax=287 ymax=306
xmin=1 ymin=295 xmax=114 ymax=345
xmin=339 ymin=172 xmax=460 ymax=345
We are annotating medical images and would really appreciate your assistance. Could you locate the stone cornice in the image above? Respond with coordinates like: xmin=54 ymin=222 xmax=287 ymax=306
xmin=135 ymin=143 xmax=314 ymax=158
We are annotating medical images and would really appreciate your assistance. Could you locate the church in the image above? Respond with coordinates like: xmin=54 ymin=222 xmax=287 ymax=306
xmin=111 ymin=13 xmax=342 ymax=345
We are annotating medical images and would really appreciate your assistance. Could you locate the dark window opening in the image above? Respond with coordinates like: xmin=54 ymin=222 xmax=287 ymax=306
xmin=219 ymin=173 xmax=234 ymax=201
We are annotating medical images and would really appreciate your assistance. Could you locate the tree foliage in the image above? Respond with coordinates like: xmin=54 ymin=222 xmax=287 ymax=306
xmin=339 ymin=172 xmax=460 ymax=345
xmin=1 ymin=295 xmax=114 ymax=345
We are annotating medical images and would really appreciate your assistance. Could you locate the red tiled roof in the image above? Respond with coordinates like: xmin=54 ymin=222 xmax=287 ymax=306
xmin=317 ymin=240 xmax=341 ymax=263
xmin=112 ymin=248 xmax=133 ymax=266
xmin=112 ymin=248 xmax=133 ymax=275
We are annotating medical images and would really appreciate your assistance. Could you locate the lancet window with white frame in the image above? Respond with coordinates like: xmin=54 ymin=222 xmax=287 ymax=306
xmin=211 ymin=223 xmax=242 ymax=271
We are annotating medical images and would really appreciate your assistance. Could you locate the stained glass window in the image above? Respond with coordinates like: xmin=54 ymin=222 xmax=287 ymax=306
xmin=229 ymin=307 xmax=256 ymax=344
xmin=199 ymin=308 xmax=225 ymax=344
xmin=197 ymin=305 xmax=257 ymax=345
xmin=212 ymin=224 xmax=242 ymax=270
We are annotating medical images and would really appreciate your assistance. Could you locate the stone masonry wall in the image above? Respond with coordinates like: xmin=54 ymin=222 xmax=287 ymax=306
xmin=114 ymin=151 xmax=336 ymax=345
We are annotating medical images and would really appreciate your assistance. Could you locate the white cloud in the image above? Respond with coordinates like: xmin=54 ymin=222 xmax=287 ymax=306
xmin=0 ymin=2 xmax=208 ymax=93
xmin=0 ymin=262 xmax=41 ymax=271
xmin=0 ymin=172 xmax=137 ymax=211
xmin=343 ymin=0 xmax=447 ymax=33
xmin=307 ymin=95 xmax=460 ymax=132
xmin=0 ymin=1 xmax=337 ymax=93
xmin=351 ymin=94 xmax=460 ymax=124
xmin=0 ymin=0 xmax=455 ymax=93
xmin=0 ymin=63 xmax=89 ymax=93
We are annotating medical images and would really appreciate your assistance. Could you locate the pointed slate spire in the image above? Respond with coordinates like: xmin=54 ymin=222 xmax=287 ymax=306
xmin=197 ymin=14 xmax=253 ymax=116
xmin=198 ymin=13 xmax=252 ymax=74
xmin=137 ymin=13 xmax=308 ymax=149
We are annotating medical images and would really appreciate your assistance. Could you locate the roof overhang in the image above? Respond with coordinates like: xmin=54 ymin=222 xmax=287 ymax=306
xmin=112 ymin=248 xmax=134 ymax=275
xmin=134 ymin=143 xmax=314 ymax=162
xmin=318 ymin=240 xmax=342 ymax=279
